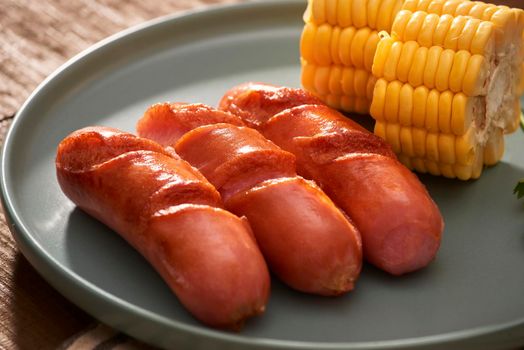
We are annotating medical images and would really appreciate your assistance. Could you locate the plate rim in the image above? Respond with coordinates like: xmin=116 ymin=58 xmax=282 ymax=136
xmin=2 ymin=1 xmax=524 ymax=349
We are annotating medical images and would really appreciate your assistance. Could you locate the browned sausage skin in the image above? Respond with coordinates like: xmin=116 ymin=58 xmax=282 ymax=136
xmin=219 ymin=83 xmax=444 ymax=276
xmin=56 ymin=126 xmax=270 ymax=330
xmin=137 ymin=104 xmax=363 ymax=296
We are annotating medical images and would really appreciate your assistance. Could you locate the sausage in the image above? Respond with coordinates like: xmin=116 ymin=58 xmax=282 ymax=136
xmin=219 ymin=83 xmax=444 ymax=276
xmin=218 ymin=82 xmax=323 ymax=129
xmin=137 ymin=104 xmax=362 ymax=296
xmin=55 ymin=126 xmax=270 ymax=330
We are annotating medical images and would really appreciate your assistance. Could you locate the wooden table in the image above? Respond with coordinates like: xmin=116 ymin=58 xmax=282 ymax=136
xmin=0 ymin=0 xmax=522 ymax=349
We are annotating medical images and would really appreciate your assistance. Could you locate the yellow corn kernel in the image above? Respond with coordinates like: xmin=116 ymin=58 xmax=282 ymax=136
xmin=451 ymin=93 xmax=478 ymax=136
xmin=364 ymin=31 xmax=380 ymax=71
xmin=470 ymin=21 xmax=495 ymax=56
xmin=325 ymin=0 xmax=338 ymax=25
xmin=314 ymin=66 xmax=331 ymax=95
xmin=481 ymin=5 xmax=498 ymax=21
xmin=325 ymin=94 xmax=341 ymax=110
xmin=370 ymin=78 xmax=387 ymax=121
xmin=438 ymin=90 xmax=453 ymax=133
xmin=328 ymin=65 xmax=343 ymax=95
xmin=400 ymin=126 xmax=416 ymax=157
xmin=397 ymin=41 xmax=418 ymax=82
xmin=444 ymin=16 xmax=468 ymax=50
xmin=471 ymin=148 xmax=485 ymax=179
xmin=366 ymin=75 xmax=377 ymax=100
xmin=354 ymin=69 xmax=370 ymax=97
xmin=330 ymin=26 xmax=342 ymax=65
xmin=443 ymin=0 xmax=463 ymax=15
xmin=440 ymin=163 xmax=456 ymax=178
xmin=435 ymin=49 xmax=454 ymax=92
xmin=374 ymin=120 xmax=387 ymax=140
xmin=372 ymin=32 xmax=394 ymax=78
xmin=341 ymin=66 xmax=356 ymax=96
xmin=469 ymin=3 xmax=492 ymax=19
xmin=340 ymin=27 xmax=357 ymax=66
xmin=301 ymin=23 xmax=317 ymax=63
xmin=426 ymin=132 xmax=440 ymax=162
xmin=367 ymin=0 xmax=382 ymax=29
xmin=423 ymin=46 xmax=443 ymax=90
xmin=314 ymin=24 xmax=333 ymax=65
xmin=311 ymin=0 xmax=326 ymax=24
xmin=433 ymin=14 xmax=454 ymax=47
xmin=463 ymin=54 xmax=489 ymax=96
xmin=383 ymin=41 xmax=403 ymax=81
xmin=385 ymin=80 xmax=402 ymax=123
xmin=408 ymin=46 xmax=428 ymax=86
xmin=398 ymin=83 xmax=414 ymax=126
xmin=301 ymin=59 xmax=316 ymax=91
xmin=425 ymin=159 xmax=441 ymax=175
xmin=337 ymin=0 xmax=352 ymax=27
xmin=355 ymin=97 xmax=371 ymax=114
xmin=483 ymin=127 xmax=505 ymax=166
xmin=341 ymin=96 xmax=356 ymax=111
xmin=455 ymin=127 xmax=477 ymax=165
xmin=377 ymin=0 xmax=398 ymax=32
xmin=405 ymin=0 xmax=432 ymax=12
xmin=352 ymin=0 xmax=368 ymax=28
xmin=386 ymin=122 xmax=402 ymax=153
xmin=351 ymin=27 xmax=373 ymax=69
xmin=391 ymin=0 xmax=405 ymax=30
xmin=438 ymin=132 xmax=455 ymax=164
xmin=455 ymin=2 xmax=476 ymax=16
xmin=412 ymin=85 xmax=430 ymax=128
xmin=427 ymin=0 xmax=446 ymax=14
xmin=449 ymin=50 xmax=471 ymax=93
xmin=404 ymin=11 xmax=427 ymax=42
xmin=412 ymin=127 xmax=428 ymax=157
xmin=491 ymin=8 xmax=518 ymax=52
xmin=426 ymin=89 xmax=440 ymax=133
xmin=418 ymin=13 xmax=440 ymax=47
xmin=401 ymin=0 xmax=418 ymax=12
xmin=457 ymin=18 xmax=480 ymax=52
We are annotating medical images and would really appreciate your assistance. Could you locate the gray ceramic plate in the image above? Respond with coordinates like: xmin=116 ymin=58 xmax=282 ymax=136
xmin=2 ymin=1 xmax=524 ymax=349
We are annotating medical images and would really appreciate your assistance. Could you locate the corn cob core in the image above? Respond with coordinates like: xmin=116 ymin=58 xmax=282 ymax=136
xmin=301 ymin=0 xmax=524 ymax=180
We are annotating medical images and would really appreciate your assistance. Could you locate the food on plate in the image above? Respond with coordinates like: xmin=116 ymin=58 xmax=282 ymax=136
xmin=220 ymin=82 xmax=444 ymax=275
xmin=55 ymin=126 xmax=270 ymax=330
xmin=300 ymin=0 xmax=401 ymax=114
xmin=301 ymin=0 xmax=524 ymax=180
xmin=137 ymin=103 xmax=363 ymax=295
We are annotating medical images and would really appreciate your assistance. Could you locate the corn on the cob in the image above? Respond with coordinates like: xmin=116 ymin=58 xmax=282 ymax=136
xmin=371 ymin=2 xmax=523 ymax=180
xmin=301 ymin=0 xmax=402 ymax=114
xmin=301 ymin=0 xmax=524 ymax=180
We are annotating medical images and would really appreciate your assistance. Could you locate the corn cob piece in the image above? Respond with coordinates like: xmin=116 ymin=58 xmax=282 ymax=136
xmin=402 ymin=0 xmax=524 ymax=55
xmin=305 ymin=0 xmax=404 ymax=30
xmin=371 ymin=2 xmax=524 ymax=180
xmin=301 ymin=0 xmax=404 ymax=114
